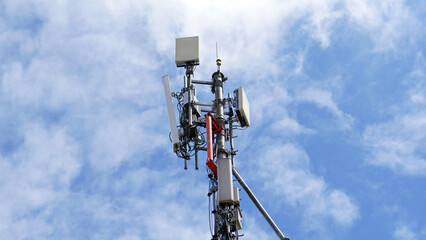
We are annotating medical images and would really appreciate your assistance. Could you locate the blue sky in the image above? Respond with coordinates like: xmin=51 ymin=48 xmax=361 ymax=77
xmin=1 ymin=0 xmax=426 ymax=239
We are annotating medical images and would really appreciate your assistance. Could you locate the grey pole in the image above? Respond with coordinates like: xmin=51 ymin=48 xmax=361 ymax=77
xmin=213 ymin=60 xmax=236 ymax=239
xmin=232 ymin=167 xmax=290 ymax=240
xmin=213 ymin=63 xmax=225 ymax=239
xmin=214 ymin=70 xmax=226 ymax=160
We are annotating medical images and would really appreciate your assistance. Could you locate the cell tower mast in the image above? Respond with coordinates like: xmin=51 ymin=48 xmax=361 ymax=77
xmin=163 ymin=36 xmax=290 ymax=240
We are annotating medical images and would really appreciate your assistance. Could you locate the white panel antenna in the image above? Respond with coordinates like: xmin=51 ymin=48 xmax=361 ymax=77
xmin=218 ymin=156 xmax=234 ymax=203
xmin=162 ymin=75 xmax=180 ymax=153
xmin=175 ymin=36 xmax=200 ymax=67
xmin=232 ymin=186 xmax=243 ymax=231
xmin=235 ymin=86 xmax=250 ymax=127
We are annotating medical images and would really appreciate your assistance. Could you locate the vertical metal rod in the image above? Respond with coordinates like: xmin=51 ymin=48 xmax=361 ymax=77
xmin=187 ymin=72 xmax=192 ymax=127
xmin=228 ymin=93 xmax=235 ymax=167
xmin=232 ymin=167 xmax=289 ymax=240
xmin=186 ymin=69 xmax=192 ymax=162
xmin=195 ymin=150 xmax=199 ymax=170
xmin=216 ymin=41 xmax=218 ymax=59
xmin=213 ymin=188 xmax=218 ymax=238
xmin=183 ymin=74 xmax=190 ymax=162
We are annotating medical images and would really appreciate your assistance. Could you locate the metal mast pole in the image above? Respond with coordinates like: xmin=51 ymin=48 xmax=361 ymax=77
xmin=213 ymin=60 xmax=225 ymax=239
xmin=213 ymin=59 xmax=235 ymax=240
xmin=214 ymin=62 xmax=226 ymax=160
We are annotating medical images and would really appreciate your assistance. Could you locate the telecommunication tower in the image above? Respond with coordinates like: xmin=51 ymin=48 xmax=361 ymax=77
xmin=163 ymin=36 xmax=290 ymax=240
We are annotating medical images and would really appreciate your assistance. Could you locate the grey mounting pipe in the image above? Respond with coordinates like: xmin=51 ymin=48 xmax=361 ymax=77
xmin=194 ymin=102 xmax=214 ymax=107
xmin=232 ymin=168 xmax=290 ymax=240
xmin=192 ymin=80 xmax=213 ymax=85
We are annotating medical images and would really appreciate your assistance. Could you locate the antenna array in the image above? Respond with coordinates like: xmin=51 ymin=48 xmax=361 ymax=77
xmin=163 ymin=36 xmax=289 ymax=240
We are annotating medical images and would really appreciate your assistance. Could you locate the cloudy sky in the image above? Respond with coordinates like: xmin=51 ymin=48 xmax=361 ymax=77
xmin=1 ymin=0 xmax=426 ymax=239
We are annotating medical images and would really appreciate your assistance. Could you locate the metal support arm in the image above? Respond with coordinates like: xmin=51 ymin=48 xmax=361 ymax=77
xmin=194 ymin=102 xmax=214 ymax=107
xmin=193 ymin=80 xmax=213 ymax=85
xmin=232 ymin=167 xmax=290 ymax=240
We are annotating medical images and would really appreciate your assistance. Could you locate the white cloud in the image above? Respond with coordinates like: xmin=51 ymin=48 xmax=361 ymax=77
xmin=0 ymin=0 xmax=423 ymax=239
xmin=246 ymin=84 xmax=349 ymax=137
xmin=0 ymin=1 xmax=172 ymax=238
xmin=363 ymin=113 xmax=426 ymax=176
xmin=301 ymin=0 xmax=344 ymax=48
xmin=138 ymin=0 xmax=419 ymax=79
xmin=363 ymin=51 xmax=426 ymax=176
xmin=254 ymin=144 xmax=359 ymax=229
xmin=394 ymin=225 xmax=418 ymax=240
xmin=294 ymin=51 xmax=306 ymax=75
xmin=89 ymin=109 xmax=166 ymax=170
xmin=239 ymin=212 xmax=277 ymax=240
xmin=297 ymin=88 xmax=354 ymax=130
xmin=117 ymin=231 xmax=142 ymax=240
xmin=61 ymin=167 xmax=274 ymax=240
xmin=408 ymin=52 xmax=426 ymax=105
xmin=272 ymin=117 xmax=316 ymax=136
xmin=0 ymin=124 xmax=81 ymax=239
xmin=344 ymin=0 xmax=420 ymax=51
xmin=247 ymin=83 xmax=291 ymax=126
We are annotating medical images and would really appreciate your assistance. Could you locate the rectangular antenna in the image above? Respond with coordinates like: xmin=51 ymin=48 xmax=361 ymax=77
xmin=162 ymin=75 xmax=180 ymax=152
xmin=218 ymin=156 xmax=234 ymax=203
xmin=176 ymin=36 xmax=200 ymax=67
xmin=235 ymin=87 xmax=251 ymax=127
